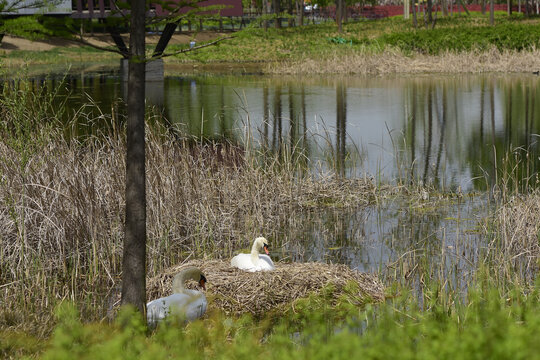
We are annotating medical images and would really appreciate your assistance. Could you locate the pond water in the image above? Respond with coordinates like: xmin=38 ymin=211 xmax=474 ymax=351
xmin=16 ymin=68 xmax=540 ymax=286
xmin=27 ymin=69 xmax=540 ymax=192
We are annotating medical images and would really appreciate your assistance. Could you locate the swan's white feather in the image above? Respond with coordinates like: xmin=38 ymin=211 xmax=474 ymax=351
xmin=147 ymin=289 xmax=207 ymax=326
xmin=230 ymin=253 xmax=275 ymax=272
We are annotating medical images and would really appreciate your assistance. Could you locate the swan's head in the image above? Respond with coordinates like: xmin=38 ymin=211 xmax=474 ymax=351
xmin=172 ymin=267 xmax=208 ymax=292
xmin=199 ymin=273 xmax=207 ymax=290
xmin=255 ymin=236 xmax=270 ymax=255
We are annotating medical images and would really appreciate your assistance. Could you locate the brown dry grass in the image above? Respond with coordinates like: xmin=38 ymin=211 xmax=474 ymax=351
xmin=495 ymin=191 xmax=540 ymax=273
xmin=146 ymin=260 xmax=384 ymax=318
xmin=267 ymin=47 xmax=540 ymax=75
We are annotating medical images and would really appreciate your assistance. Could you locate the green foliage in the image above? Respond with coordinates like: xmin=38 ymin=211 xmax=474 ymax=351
xmin=39 ymin=17 xmax=111 ymax=39
xmin=327 ymin=36 xmax=352 ymax=45
xmin=164 ymin=16 xmax=540 ymax=64
xmin=33 ymin=281 xmax=540 ymax=360
xmin=0 ymin=15 xmax=53 ymax=40
xmin=168 ymin=22 xmax=354 ymax=63
xmin=0 ymin=73 xmax=64 ymax=162
xmin=0 ymin=329 xmax=43 ymax=359
xmin=378 ymin=23 xmax=540 ymax=54
xmin=42 ymin=304 xmax=148 ymax=360
xmin=4 ymin=15 xmax=540 ymax=66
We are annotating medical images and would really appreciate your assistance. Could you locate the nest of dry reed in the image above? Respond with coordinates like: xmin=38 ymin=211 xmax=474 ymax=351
xmin=146 ymin=260 xmax=385 ymax=317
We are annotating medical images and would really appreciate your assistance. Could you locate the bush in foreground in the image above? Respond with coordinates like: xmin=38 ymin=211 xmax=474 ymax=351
xmin=25 ymin=282 xmax=540 ymax=360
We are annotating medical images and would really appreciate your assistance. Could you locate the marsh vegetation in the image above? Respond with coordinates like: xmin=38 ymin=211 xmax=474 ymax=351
xmin=1 ymin=10 xmax=540 ymax=357
xmin=0 ymin=69 xmax=539 ymax=358
xmin=0 ymin=76 xmax=380 ymax=336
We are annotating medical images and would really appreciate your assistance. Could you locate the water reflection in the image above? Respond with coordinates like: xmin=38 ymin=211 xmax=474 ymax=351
xmin=6 ymin=70 xmax=539 ymax=290
xmin=275 ymin=195 xmax=490 ymax=294
xmin=336 ymin=82 xmax=347 ymax=177
xmin=8 ymin=72 xmax=540 ymax=191
xmin=400 ymin=76 xmax=540 ymax=192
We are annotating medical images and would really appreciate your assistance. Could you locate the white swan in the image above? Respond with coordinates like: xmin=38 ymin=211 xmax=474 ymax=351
xmin=231 ymin=237 xmax=275 ymax=272
xmin=146 ymin=267 xmax=207 ymax=327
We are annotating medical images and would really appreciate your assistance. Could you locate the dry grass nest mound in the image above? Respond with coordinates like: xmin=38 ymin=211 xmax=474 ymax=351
xmin=147 ymin=260 xmax=385 ymax=317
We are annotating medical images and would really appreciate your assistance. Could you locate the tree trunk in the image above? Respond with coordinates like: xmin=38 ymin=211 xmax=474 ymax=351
xmin=410 ymin=83 xmax=417 ymax=185
xmin=263 ymin=0 xmax=268 ymax=30
xmin=288 ymin=0 xmax=294 ymax=26
xmin=336 ymin=0 xmax=343 ymax=32
xmin=273 ymin=0 xmax=281 ymax=28
xmin=490 ymin=0 xmax=494 ymax=24
xmin=426 ymin=0 xmax=433 ymax=27
xmin=404 ymin=0 xmax=410 ymax=20
xmin=121 ymin=0 xmax=147 ymax=318
xmin=458 ymin=0 xmax=470 ymax=14
xmin=507 ymin=0 xmax=512 ymax=15
xmin=296 ymin=0 xmax=304 ymax=26
xmin=431 ymin=0 xmax=438 ymax=29
xmin=412 ymin=0 xmax=418 ymax=28
xmin=336 ymin=83 xmax=346 ymax=178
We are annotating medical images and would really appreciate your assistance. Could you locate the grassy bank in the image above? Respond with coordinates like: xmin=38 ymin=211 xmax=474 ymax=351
xmin=173 ymin=15 xmax=540 ymax=66
xmin=2 ymin=13 xmax=540 ymax=74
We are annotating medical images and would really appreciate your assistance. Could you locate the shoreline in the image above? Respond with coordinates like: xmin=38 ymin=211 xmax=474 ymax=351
xmin=2 ymin=33 xmax=540 ymax=76
xmin=266 ymin=47 xmax=540 ymax=75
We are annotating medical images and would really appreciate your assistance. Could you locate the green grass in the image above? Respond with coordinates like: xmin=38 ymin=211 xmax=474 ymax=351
xmin=165 ymin=14 xmax=540 ymax=63
xmin=378 ymin=22 xmax=540 ymax=54
xmin=0 ymin=45 xmax=117 ymax=68
xmin=4 ymin=279 xmax=538 ymax=359
xmin=3 ymin=12 xmax=539 ymax=68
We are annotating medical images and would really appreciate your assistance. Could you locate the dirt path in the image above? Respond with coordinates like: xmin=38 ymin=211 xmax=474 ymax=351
xmin=0 ymin=31 xmax=228 ymax=52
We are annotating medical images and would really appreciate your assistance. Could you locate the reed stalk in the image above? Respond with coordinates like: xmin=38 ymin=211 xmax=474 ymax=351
xmin=0 ymin=79 xmax=376 ymax=334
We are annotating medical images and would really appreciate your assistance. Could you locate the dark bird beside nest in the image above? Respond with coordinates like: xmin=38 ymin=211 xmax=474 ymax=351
xmin=533 ymin=70 xmax=539 ymax=75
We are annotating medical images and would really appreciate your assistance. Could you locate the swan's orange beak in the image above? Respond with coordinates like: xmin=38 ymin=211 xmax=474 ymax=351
xmin=263 ymin=244 xmax=270 ymax=255
xmin=199 ymin=275 xmax=207 ymax=290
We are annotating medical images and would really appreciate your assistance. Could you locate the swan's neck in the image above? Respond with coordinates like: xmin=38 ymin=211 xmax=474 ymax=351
xmin=250 ymin=241 xmax=261 ymax=265
xmin=171 ymin=268 xmax=199 ymax=293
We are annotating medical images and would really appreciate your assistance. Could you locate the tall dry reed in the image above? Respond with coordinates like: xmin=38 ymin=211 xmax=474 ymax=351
xmin=268 ymin=47 xmax=540 ymax=75
xmin=491 ymin=191 xmax=540 ymax=283
xmin=0 ymin=80 xmax=376 ymax=334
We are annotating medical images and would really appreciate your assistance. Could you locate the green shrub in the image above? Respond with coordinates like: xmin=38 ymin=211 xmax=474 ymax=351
xmin=35 ymin=282 xmax=540 ymax=360
xmin=378 ymin=23 xmax=540 ymax=54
